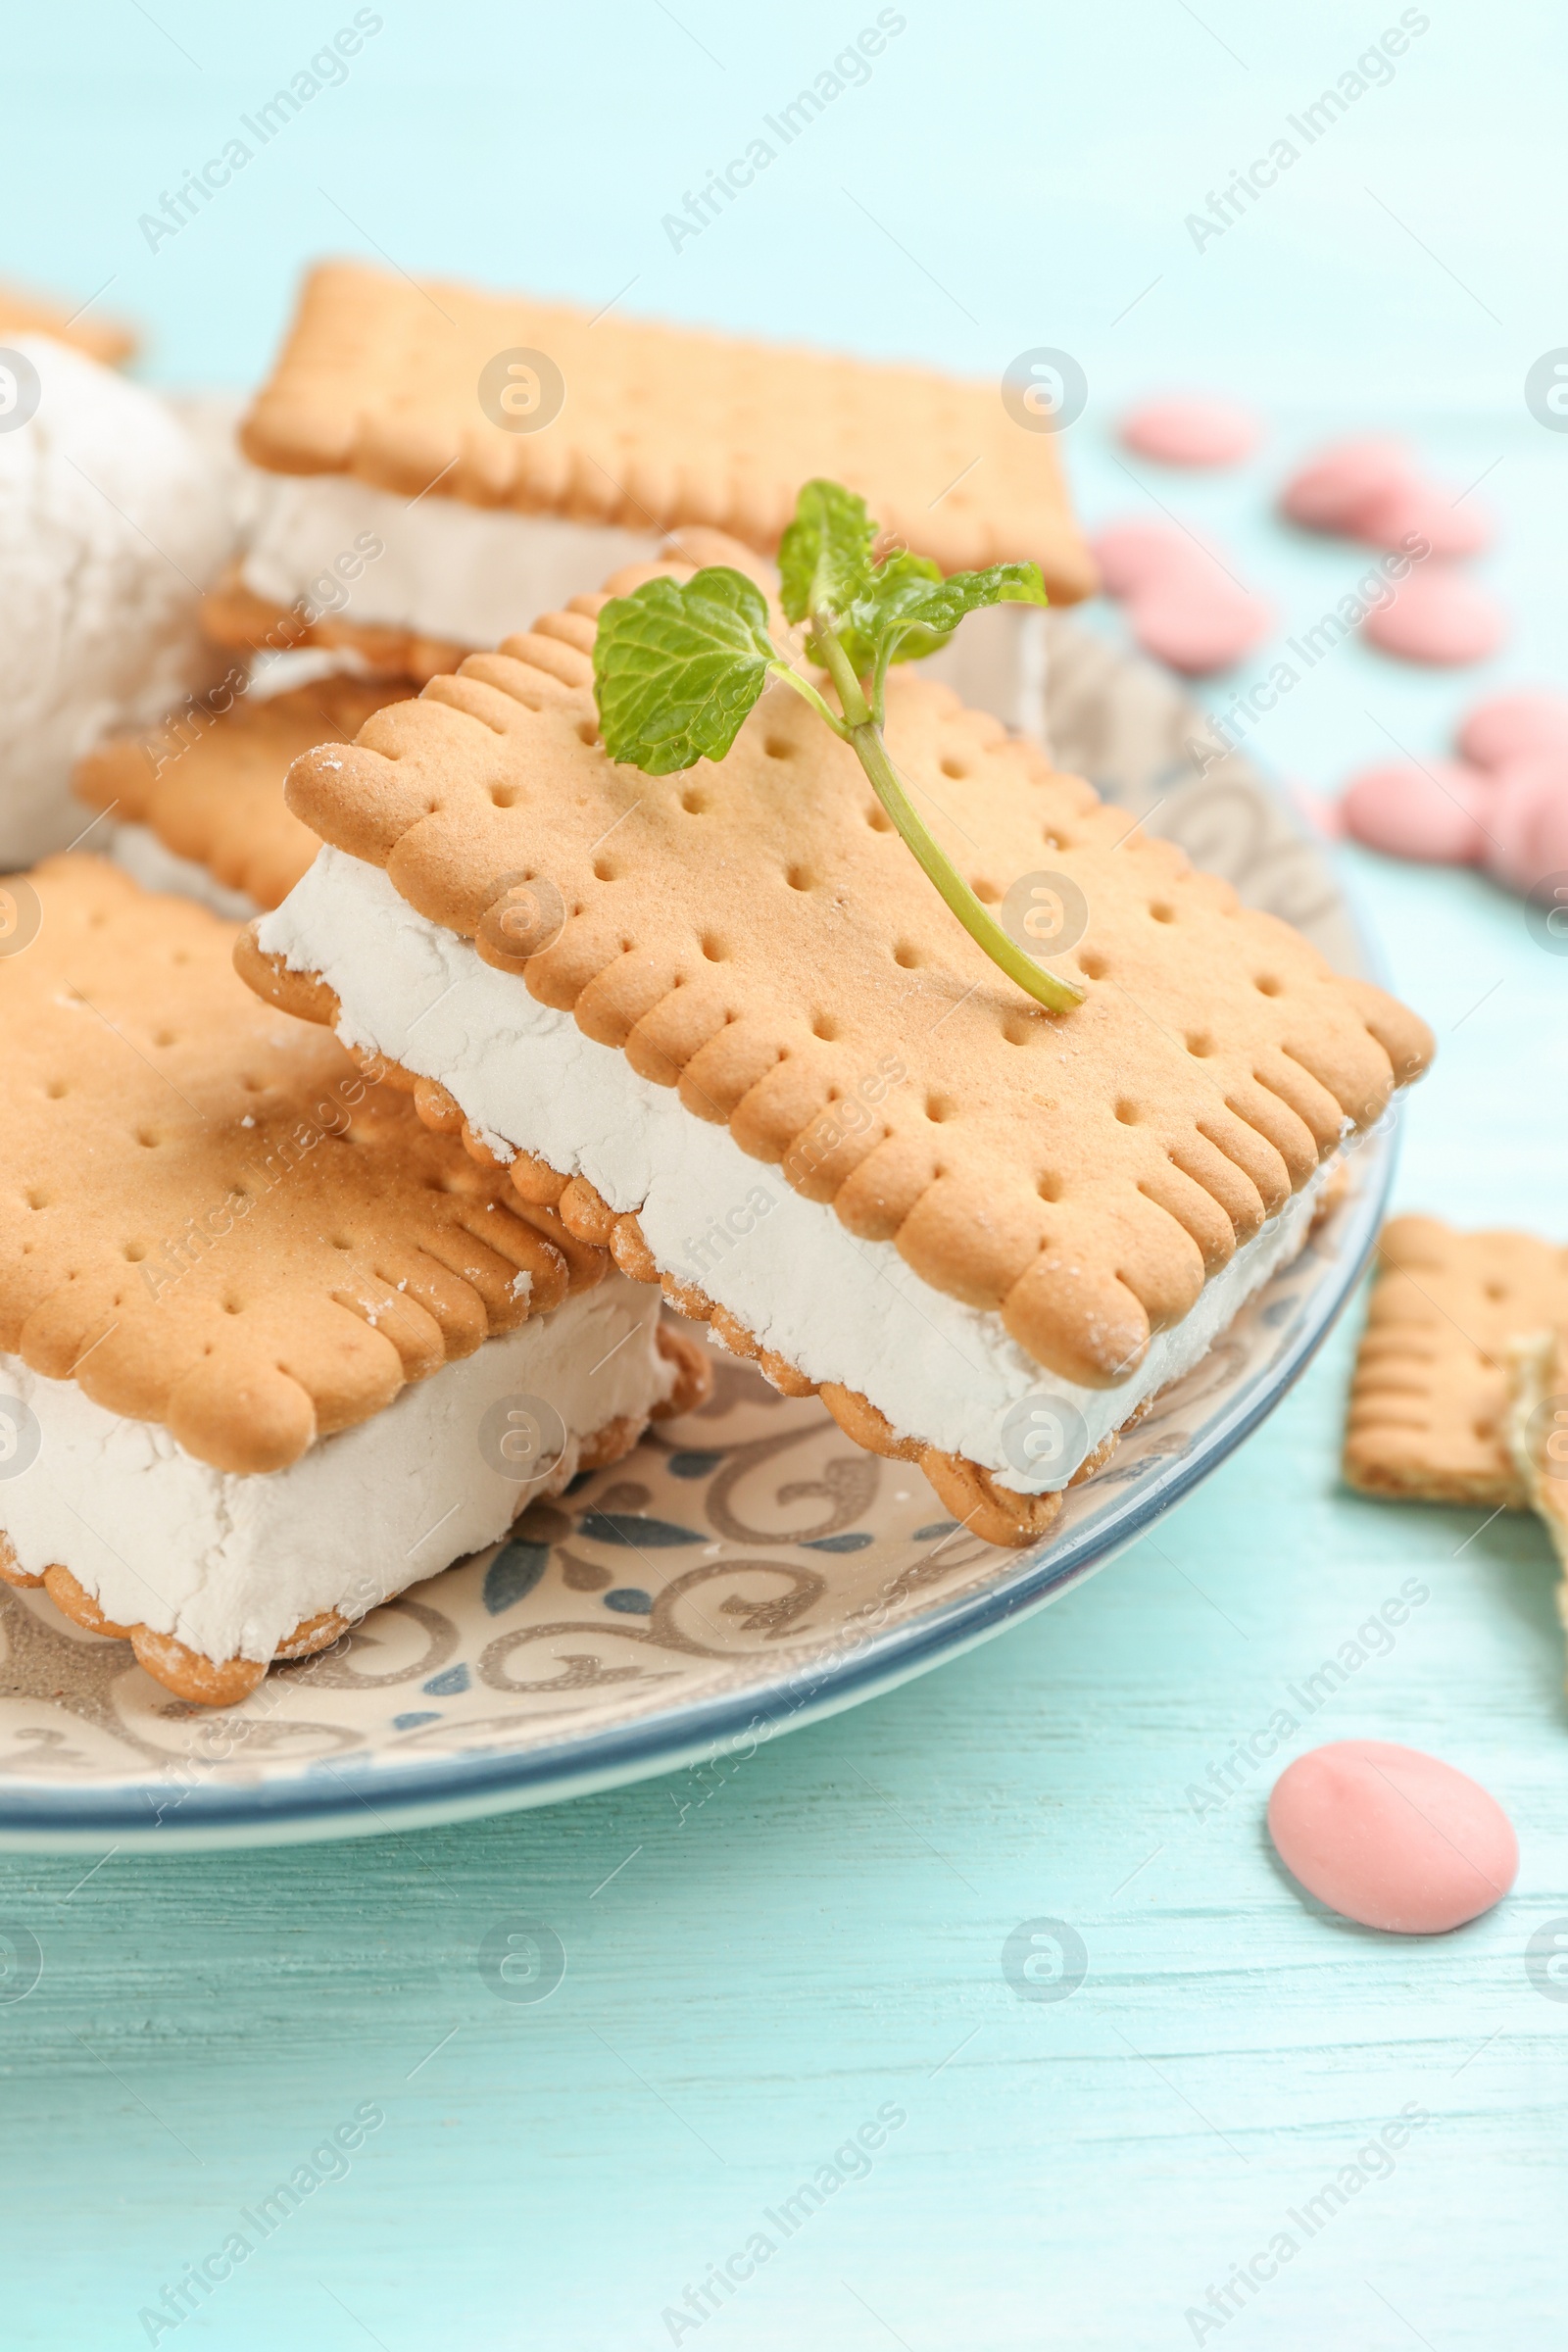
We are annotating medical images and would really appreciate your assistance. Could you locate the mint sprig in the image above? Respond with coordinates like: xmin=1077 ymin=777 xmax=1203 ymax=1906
xmin=593 ymin=478 xmax=1084 ymax=1014
xmin=588 ymin=566 xmax=780 ymax=776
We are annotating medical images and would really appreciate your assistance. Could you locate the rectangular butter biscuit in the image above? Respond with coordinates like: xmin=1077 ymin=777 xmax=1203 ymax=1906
xmin=0 ymin=858 xmax=699 ymax=1705
xmin=238 ymin=536 xmax=1432 ymax=1544
xmin=243 ymin=261 xmax=1095 ymax=589
xmin=1344 ymin=1214 xmax=1568 ymax=1507
xmin=74 ymin=673 xmax=416 ymax=915
xmin=213 ymin=261 xmax=1096 ymax=672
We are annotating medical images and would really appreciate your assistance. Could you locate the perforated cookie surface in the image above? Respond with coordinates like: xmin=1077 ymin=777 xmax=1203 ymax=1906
xmin=239 ymin=261 xmax=1097 ymax=598
xmin=1 ymin=858 xmax=597 ymax=1475
xmin=1345 ymin=1215 xmax=1568 ymax=1507
xmin=74 ymin=677 xmax=415 ymax=912
xmin=263 ymin=543 xmax=1433 ymax=1392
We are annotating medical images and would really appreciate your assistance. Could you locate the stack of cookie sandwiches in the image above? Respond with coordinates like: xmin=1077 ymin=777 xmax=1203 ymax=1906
xmin=1 ymin=259 xmax=1437 ymax=1709
xmin=224 ymin=291 xmax=1432 ymax=1544
xmin=5 ymin=261 xmax=1105 ymax=1704
xmin=74 ymin=257 xmax=1096 ymax=923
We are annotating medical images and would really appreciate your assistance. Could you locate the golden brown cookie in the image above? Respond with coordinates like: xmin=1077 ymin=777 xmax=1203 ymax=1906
xmin=0 ymin=857 xmax=707 ymax=1706
xmin=198 ymin=562 xmax=466 ymax=684
xmin=238 ymin=260 xmax=1097 ymax=598
xmin=230 ymin=985 xmax=1092 ymax=1547
xmin=0 ymin=279 xmax=136 ymax=367
xmin=1344 ymin=1215 xmax=1568 ymax=1506
xmin=250 ymin=541 xmax=1433 ymax=1399
xmin=0 ymin=856 xmax=604 ymax=1476
xmin=74 ymin=675 xmax=416 ymax=912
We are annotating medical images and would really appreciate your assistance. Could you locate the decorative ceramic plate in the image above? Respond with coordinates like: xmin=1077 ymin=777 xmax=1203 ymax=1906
xmin=0 ymin=616 xmax=1395 ymax=1847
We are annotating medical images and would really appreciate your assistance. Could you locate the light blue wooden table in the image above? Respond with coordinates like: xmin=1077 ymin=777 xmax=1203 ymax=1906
xmin=4 ymin=8 xmax=1565 ymax=2344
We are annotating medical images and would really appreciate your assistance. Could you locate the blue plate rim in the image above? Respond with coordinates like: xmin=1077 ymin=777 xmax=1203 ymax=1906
xmin=0 ymin=1111 xmax=1396 ymax=1845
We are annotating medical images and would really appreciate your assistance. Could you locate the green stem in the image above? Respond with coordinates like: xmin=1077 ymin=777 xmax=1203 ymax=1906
xmin=767 ymin=662 xmax=850 ymax=739
xmin=847 ymin=719 xmax=1084 ymax=1015
xmin=779 ymin=610 xmax=1083 ymax=1014
xmin=806 ymin=609 xmax=1081 ymax=1015
xmin=867 ymin=628 xmax=901 ymax=727
xmin=810 ymin=624 xmax=873 ymax=729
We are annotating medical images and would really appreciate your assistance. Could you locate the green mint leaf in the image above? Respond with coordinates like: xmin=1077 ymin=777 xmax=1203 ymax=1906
xmin=836 ymin=550 xmax=947 ymax=673
xmin=593 ymin=566 xmax=780 ymax=775
xmin=851 ymin=559 xmax=1050 ymax=673
xmin=777 ymin=478 xmax=878 ymax=627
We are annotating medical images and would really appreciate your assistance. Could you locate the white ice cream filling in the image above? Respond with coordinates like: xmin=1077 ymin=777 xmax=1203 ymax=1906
xmin=106 ymin=820 xmax=262 ymax=921
xmin=0 ymin=1278 xmax=670 ymax=1668
xmin=260 ymin=850 xmax=1333 ymax=1496
xmin=240 ymin=473 xmax=662 ymax=650
xmin=0 ymin=338 xmax=232 ymax=867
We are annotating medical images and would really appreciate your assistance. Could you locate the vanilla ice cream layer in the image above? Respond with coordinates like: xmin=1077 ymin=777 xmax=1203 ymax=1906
xmin=0 ymin=1277 xmax=669 ymax=1668
xmin=0 ymin=338 xmax=232 ymax=866
xmin=107 ymin=820 xmax=262 ymax=920
xmin=261 ymin=852 xmax=1332 ymax=1495
xmin=241 ymin=473 xmax=663 ymax=651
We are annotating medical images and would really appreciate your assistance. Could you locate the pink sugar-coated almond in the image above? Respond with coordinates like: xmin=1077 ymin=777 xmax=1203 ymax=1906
xmin=1127 ymin=576 xmax=1274 ymax=675
xmin=1089 ymin=520 xmax=1199 ymax=599
xmin=1340 ymin=760 xmax=1490 ymax=864
xmin=1288 ymin=783 xmax=1345 ymax=840
xmin=1480 ymin=755 xmax=1568 ymax=895
xmin=1280 ymin=437 xmax=1412 ymax=533
xmin=1526 ymin=795 xmax=1568 ymax=891
xmin=1118 ymin=396 xmax=1262 ymax=468
xmin=1363 ymin=567 xmax=1507 ymax=666
xmin=1354 ymin=479 xmax=1493 ymax=561
xmin=1268 ymin=1740 xmax=1517 ymax=1935
xmin=1458 ymin=690 xmax=1568 ymax=771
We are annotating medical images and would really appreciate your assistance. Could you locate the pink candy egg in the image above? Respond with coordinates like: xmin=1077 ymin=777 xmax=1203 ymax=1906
xmin=1341 ymin=760 xmax=1490 ymax=863
xmin=1481 ymin=754 xmax=1568 ymax=894
xmin=1458 ymin=690 xmax=1568 ymax=770
xmin=1288 ymin=782 xmax=1345 ymax=840
xmin=1090 ymin=518 xmax=1272 ymax=674
xmin=1268 ymin=1740 xmax=1517 ymax=1935
xmin=1354 ymin=479 xmax=1493 ymax=561
xmin=1280 ymin=437 xmax=1411 ymax=533
xmin=1127 ymin=576 xmax=1274 ymax=675
xmin=1528 ymin=797 xmax=1568 ymax=889
xmin=1089 ymin=520 xmax=1195 ymax=598
xmin=1363 ymin=567 xmax=1506 ymax=666
xmin=1118 ymin=396 xmax=1262 ymax=468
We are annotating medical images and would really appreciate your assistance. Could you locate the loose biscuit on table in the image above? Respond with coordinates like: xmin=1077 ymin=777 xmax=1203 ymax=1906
xmin=1344 ymin=1215 xmax=1568 ymax=1507
xmin=237 ymin=259 xmax=1098 ymax=599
